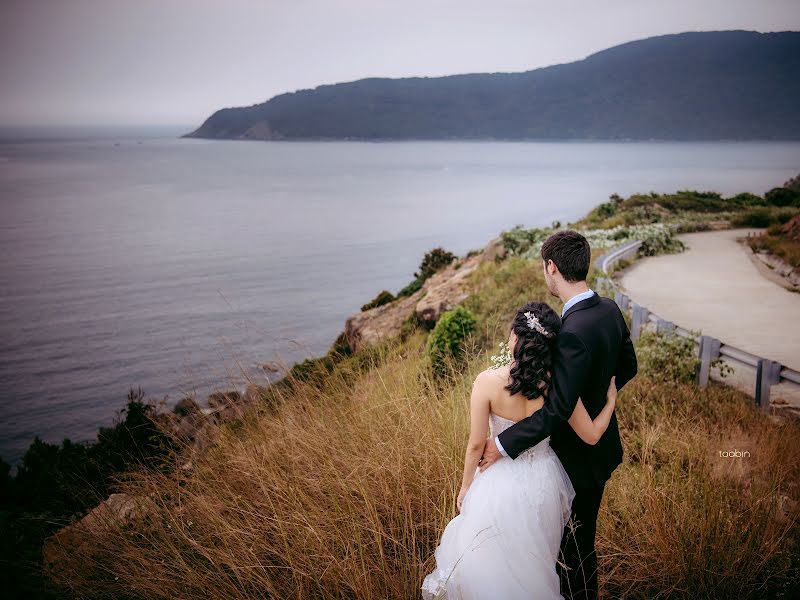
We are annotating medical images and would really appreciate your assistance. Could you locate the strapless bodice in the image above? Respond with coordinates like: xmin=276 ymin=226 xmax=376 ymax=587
xmin=489 ymin=413 xmax=551 ymax=463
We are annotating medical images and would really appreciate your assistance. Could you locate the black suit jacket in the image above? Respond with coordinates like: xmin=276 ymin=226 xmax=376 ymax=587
xmin=497 ymin=292 xmax=638 ymax=488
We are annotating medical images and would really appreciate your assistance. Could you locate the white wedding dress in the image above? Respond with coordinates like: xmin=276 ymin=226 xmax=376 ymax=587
xmin=421 ymin=412 xmax=576 ymax=600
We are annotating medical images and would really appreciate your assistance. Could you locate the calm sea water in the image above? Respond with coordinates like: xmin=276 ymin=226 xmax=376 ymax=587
xmin=1 ymin=132 xmax=799 ymax=464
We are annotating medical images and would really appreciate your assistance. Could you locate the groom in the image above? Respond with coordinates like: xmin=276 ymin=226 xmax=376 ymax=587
xmin=479 ymin=230 xmax=638 ymax=600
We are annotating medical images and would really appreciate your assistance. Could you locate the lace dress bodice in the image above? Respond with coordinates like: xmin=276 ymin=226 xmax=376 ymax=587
xmin=489 ymin=412 xmax=552 ymax=463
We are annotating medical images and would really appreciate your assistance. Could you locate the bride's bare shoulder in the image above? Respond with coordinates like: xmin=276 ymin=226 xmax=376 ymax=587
xmin=473 ymin=366 xmax=510 ymax=390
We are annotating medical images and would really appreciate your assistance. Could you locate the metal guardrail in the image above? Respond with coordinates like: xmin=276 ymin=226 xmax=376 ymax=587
xmin=596 ymin=240 xmax=800 ymax=411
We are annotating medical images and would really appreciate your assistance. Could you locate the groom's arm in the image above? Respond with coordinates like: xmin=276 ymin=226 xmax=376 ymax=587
xmin=612 ymin=304 xmax=638 ymax=391
xmin=496 ymin=330 xmax=591 ymax=460
xmin=614 ymin=333 xmax=638 ymax=391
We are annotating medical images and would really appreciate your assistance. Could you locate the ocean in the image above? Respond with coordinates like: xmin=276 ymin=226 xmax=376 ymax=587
xmin=1 ymin=130 xmax=799 ymax=464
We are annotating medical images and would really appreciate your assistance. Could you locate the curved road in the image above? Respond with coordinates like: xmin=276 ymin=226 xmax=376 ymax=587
xmin=620 ymin=228 xmax=800 ymax=405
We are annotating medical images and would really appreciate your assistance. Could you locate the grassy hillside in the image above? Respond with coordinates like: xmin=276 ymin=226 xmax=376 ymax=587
xmin=46 ymin=248 xmax=800 ymax=599
xmin=573 ymin=189 xmax=798 ymax=231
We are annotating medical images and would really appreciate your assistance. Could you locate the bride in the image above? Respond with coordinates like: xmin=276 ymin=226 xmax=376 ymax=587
xmin=422 ymin=301 xmax=618 ymax=600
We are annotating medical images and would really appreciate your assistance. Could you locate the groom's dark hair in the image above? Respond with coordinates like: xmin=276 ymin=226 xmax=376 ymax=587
xmin=541 ymin=230 xmax=590 ymax=282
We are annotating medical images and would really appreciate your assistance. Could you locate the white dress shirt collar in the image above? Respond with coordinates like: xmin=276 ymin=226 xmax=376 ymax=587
xmin=561 ymin=289 xmax=595 ymax=317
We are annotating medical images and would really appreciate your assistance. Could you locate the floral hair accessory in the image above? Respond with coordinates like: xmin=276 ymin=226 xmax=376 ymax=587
xmin=524 ymin=311 xmax=554 ymax=337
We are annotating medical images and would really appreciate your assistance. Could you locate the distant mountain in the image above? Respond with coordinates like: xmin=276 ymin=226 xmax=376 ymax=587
xmin=184 ymin=31 xmax=800 ymax=141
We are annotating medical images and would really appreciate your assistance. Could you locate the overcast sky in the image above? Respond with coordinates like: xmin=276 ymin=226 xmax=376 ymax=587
xmin=1 ymin=0 xmax=798 ymax=127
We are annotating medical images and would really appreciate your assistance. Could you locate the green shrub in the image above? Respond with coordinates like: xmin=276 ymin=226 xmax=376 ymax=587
xmin=397 ymin=277 xmax=424 ymax=298
xmin=634 ymin=227 xmax=686 ymax=256
xmin=500 ymin=225 xmax=552 ymax=256
xmin=674 ymin=221 xmax=712 ymax=233
xmin=623 ymin=190 xmax=732 ymax=214
xmin=590 ymin=200 xmax=618 ymax=220
xmin=289 ymin=355 xmax=335 ymax=383
xmin=416 ymin=247 xmax=455 ymax=280
xmin=397 ymin=247 xmax=456 ymax=298
xmin=426 ymin=306 xmax=477 ymax=375
xmin=636 ymin=331 xmax=731 ymax=384
xmin=637 ymin=331 xmax=701 ymax=384
xmin=730 ymin=192 xmax=766 ymax=207
xmin=361 ymin=290 xmax=395 ymax=311
xmin=732 ymin=208 xmax=776 ymax=228
xmin=399 ymin=311 xmax=424 ymax=340
xmin=766 ymin=223 xmax=783 ymax=236
xmin=765 ymin=187 xmax=800 ymax=207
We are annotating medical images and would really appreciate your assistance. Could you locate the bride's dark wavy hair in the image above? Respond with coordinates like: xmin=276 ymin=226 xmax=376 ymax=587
xmin=504 ymin=301 xmax=561 ymax=400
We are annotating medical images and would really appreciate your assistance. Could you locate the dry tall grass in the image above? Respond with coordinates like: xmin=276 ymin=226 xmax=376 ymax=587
xmin=47 ymin=257 xmax=800 ymax=599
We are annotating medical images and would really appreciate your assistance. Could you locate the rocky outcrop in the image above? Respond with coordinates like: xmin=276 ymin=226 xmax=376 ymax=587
xmin=344 ymin=249 xmax=494 ymax=352
xmin=153 ymin=384 xmax=268 ymax=462
xmin=344 ymin=289 xmax=424 ymax=352
xmin=480 ymin=236 xmax=508 ymax=263
xmin=415 ymin=253 xmax=483 ymax=325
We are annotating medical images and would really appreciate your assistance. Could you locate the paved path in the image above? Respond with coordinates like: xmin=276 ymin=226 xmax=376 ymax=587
xmin=620 ymin=229 xmax=800 ymax=407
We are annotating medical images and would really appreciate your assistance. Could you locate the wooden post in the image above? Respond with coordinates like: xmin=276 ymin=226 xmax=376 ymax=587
xmin=656 ymin=318 xmax=676 ymax=336
xmin=756 ymin=359 xmax=782 ymax=412
xmin=631 ymin=303 xmax=648 ymax=342
xmin=697 ymin=335 xmax=720 ymax=389
xmin=755 ymin=359 xmax=764 ymax=408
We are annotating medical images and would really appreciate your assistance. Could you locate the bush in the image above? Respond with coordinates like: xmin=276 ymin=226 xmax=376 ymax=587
xmin=636 ymin=331 xmax=700 ymax=384
xmin=499 ymin=225 xmax=552 ymax=256
xmin=590 ymin=200 xmax=618 ymax=220
xmin=636 ymin=331 xmax=730 ymax=384
xmin=674 ymin=221 xmax=712 ymax=233
xmin=416 ymin=248 xmax=456 ymax=280
xmin=397 ymin=247 xmax=456 ymax=298
xmin=426 ymin=306 xmax=477 ymax=375
xmin=329 ymin=331 xmax=353 ymax=357
xmin=730 ymin=192 xmax=766 ymax=207
xmin=634 ymin=226 xmax=685 ymax=256
xmin=399 ymin=311 xmax=424 ymax=340
xmin=623 ymin=190 xmax=732 ymax=214
xmin=397 ymin=276 xmax=424 ymax=298
xmin=765 ymin=187 xmax=800 ymax=207
xmin=361 ymin=290 xmax=395 ymax=311
xmin=733 ymin=208 xmax=777 ymax=228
